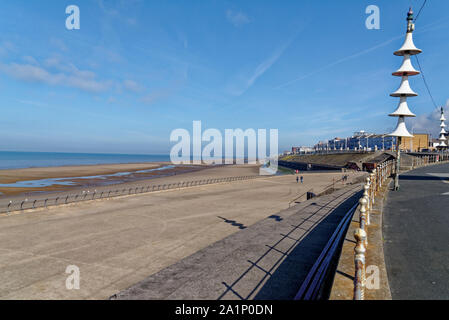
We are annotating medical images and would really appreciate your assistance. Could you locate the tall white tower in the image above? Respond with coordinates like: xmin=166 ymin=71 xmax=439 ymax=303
xmin=388 ymin=8 xmax=421 ymax=190
xmin=438 ymin=107 xmax=447 ymax=148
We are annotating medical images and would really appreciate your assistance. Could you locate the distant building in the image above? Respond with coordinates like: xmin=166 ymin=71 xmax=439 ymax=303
xmin=291 ymin=146 xmax=314 ymax=154
xmin=314 ymin=131 xmax=397 ymax=151
xmin=400 ymin=133 xmax=430 ymax=152
xmin=314 ymin=131 xmax=432 ymax=152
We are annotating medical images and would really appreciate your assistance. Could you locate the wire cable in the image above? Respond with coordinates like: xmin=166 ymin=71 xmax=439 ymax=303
xmin=414 ymin=0 xmax=428 ymax=22
xmin=414 ymin=55 xmax=440 ymax=111
xmin=413 ymin=0 xmax=441 ymax=111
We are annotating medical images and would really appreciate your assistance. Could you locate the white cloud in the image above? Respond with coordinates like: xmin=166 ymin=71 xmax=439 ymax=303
xmin=0 ymin=41 xmax=15 ymax=56
xmin=0 ymin=62 xmax=111 ymax=93
xmin=226 ymin=10 xmax=251 ymax=27
xmin=123 ymin=79 xmax=143 ymax=93
xmin=50 ymin=38 xmax=68 ymax=52
xmin=17 ymin=99 xmax=48 ymax=107
xmin=141 ymin=88 xmax=172 ymax=105
xmin=22 ymin=56 xmax=38 ymax=65
xmin=409 ymin=104 xmax=449 ymax=138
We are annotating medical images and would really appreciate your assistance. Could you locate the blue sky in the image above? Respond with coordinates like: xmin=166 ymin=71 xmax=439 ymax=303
xmin=0 ymin=0 xmax=448 ymax=154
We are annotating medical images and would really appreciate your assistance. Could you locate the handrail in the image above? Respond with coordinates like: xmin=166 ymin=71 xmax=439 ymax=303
xmin=294 ymin=201 xmax=359 ymax=300
xmin=1 ymin=174 xmax=263 ymax=214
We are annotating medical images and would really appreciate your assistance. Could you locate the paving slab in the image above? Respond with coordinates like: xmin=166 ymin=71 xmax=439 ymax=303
xmin=112 ymin=184 xmax=363 ymax=300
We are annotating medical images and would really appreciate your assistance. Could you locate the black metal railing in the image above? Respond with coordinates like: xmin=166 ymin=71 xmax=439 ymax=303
xmin=3 ymin=175 xmax=262 ymax=214
xmin=294 ymin=201 xmax=359 ymax=300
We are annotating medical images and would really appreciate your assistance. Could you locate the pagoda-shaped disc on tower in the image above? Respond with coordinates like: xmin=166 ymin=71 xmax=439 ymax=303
xmin=388 ymin=7 xmax=420 ymax=142
xmin=389 ymin=97 xmax=416 ymax=117
xmin=390 ymin=76 xmax=418 ymax=97
xmin=392 ymin=54 xmax=420 ymax=76
xmin=394 ymin=8 xmax=422 ymax=56
xmin=390 ymin=117 xmax=413 ymax=137
xmin=438 ymin=107 xmax=447 ymax=147
xmin=394 ymin=32 xmax=422 ymax=56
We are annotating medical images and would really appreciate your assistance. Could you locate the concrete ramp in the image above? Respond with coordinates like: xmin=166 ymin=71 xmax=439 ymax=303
xmin=111 ymin=185 xmax=363 ymax=300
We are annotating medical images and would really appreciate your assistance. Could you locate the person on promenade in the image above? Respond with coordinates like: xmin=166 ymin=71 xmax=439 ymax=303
xmin=300 ymin=176 xmax=304 ymax=184
xmin=296 ymin=176 xmax=299 ymax=183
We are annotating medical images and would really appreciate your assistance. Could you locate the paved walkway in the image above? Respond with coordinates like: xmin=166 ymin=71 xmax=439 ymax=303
xmin=0 ymin=171 xmax=357 ymax=299
xmin=113 ymin=185 xmax=362 ymax=300
xmin=383 ymin=163 xmax=449 ymax=300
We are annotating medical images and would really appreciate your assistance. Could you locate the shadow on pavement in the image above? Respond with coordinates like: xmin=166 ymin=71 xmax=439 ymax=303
xmin=399 ymin=175 xmax=445 ymax=181
xmin=217 ymin=191 xmax=362 ymax=300
xmin=217 ymin=216 xmax=247 ymax=230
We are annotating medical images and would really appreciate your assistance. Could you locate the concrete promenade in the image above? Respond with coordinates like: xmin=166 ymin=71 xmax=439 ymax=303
xmin=383 ymin=163 xmax=449 ymax=299
xmin=0 ymin=169 xmax=360 ymax=299
xmin=113 ymin=185 xmax=363 ymax=300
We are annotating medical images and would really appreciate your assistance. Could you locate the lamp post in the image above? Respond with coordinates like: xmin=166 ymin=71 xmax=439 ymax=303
xmin=388 ymin=7 xmax=421 ymax=191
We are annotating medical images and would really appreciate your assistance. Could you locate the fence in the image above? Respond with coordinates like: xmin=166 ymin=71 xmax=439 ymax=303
xmin=351 ymin=153 xmax=449 ymax=300
xmin=410 ymin=153 xmax=449 ymax=169
xmin=3 ymin=175 xmax=262 ymax=214
xmin=294 ymin=201 xmax=359 ymax=300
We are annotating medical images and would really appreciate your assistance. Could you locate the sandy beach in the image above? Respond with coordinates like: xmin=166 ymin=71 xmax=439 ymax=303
xmin=0 ymin=166 xmax=364 ymax=299
xmin=0 ymin=162 xmax=207 ymax=196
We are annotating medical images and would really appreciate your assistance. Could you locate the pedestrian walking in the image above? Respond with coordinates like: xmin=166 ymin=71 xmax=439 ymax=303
xmin=296 ymin=176 xmax=299 ymax=183
xmin=300 ymin=176 xmax=304 ymax=184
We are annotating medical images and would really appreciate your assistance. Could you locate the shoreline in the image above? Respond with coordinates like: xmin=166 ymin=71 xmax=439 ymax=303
xmin=0 ymin=162 xmax=209 ymax=197
xmin=0 ymin=151 xmax=170 ymax=170
xmin=0 ymin=162 xmax=173 ymax=183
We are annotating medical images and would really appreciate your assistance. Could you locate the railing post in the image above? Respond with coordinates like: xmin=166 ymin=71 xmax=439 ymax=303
xmin=363 ymin=182 xmax=370 ymax=208
xmin=359 ymin=197 xmax=368 ymax=246
xmin=364 ymin=177 xmax=370 ymax=211
xmin=354 ymin=228 xmax=367 ymax=300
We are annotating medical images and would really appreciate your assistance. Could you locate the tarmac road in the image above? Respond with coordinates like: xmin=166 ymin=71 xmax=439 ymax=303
xmin=383 ymin=162 xmax=449 ymax=300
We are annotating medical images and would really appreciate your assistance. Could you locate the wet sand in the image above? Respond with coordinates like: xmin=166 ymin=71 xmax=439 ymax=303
xmin=0 ymin=162 xmax=206 ymax=196
xmin=0 ymin=163 xmax=169 ymax=183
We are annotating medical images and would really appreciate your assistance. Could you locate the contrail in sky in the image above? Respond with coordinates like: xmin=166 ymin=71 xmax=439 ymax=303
xmin=275 ymin=18 xmax=448 ymax=90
